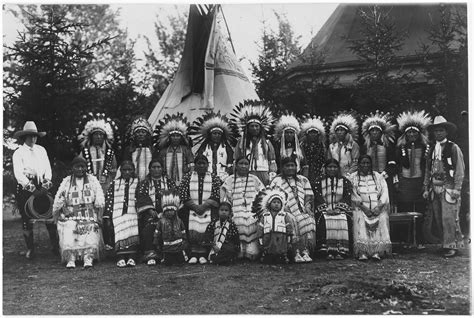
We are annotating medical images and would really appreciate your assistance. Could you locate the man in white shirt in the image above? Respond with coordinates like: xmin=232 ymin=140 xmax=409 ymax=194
xmin=12 ymin=121 xmax=58 ymax=259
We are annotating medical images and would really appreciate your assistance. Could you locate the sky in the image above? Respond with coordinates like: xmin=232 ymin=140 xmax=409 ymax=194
xmin=2 ymin=2 xmax=339 ymax=81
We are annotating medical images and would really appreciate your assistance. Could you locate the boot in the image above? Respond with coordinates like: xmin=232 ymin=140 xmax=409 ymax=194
xmin=23 ymin=230 xmax=35 ymax=259
xmin=46 ymin=223 xmax=60 ymax=256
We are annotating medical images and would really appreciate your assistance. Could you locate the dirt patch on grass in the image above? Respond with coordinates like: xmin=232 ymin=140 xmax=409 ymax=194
xmin=3 ymin=219 xmax=471 ymax=315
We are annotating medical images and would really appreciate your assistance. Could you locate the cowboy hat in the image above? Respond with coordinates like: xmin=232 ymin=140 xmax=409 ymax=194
xmin=427 ymin=116 xmax=457 ymax=136
xmin=13 ymin=121 xmax=47 ymax=139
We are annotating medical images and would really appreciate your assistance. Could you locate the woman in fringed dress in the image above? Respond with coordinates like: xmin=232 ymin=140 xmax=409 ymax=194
xmin=52 ymin=156 xmax=105 ymax=269
xmin=349 ymin=155 xmax=391 ymax=261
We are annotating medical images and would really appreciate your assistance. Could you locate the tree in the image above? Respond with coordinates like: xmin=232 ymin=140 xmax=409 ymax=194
xmin=418 ymin=4 xmax=467 ymax=120
xmin=347 ymin=5 xmax=415 ymax=113
xmin=251 ymin=11 xmax=302 ymax=106
xmin=136 ymin=6 xmax=188 ymax=103
xmin=3 ymin=4 xmax=138 ymax=160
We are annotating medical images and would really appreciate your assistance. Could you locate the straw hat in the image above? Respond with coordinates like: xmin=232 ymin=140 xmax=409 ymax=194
xmin=427 ymin=115 xmax=457 ymax=136
xmin=13 ymin=121 xmax=46 ymax=139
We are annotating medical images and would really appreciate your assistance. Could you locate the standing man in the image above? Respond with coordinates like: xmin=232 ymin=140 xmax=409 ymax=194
xmin=394 ymin=110 xmax=432 ymax=248
xmin=190 ymin=111 xmax=237 ymax=182
xmin=327 ymin=112 xmax=360 ymax=177
xmin=154 ymin=113 xmax=194 ymax=187
xmin=123 ymin=116 xmax=155 ymax=182
xmin=361 ymin=111 xmax=397 ymax=212
xmin=231 ymin=102 xmax=277 ymax=186
xmin=77 ymin=113 xmax=119 ymax=193
xmin=12 ymin=121 xmax=58 ymax=259
xmin=423 ymin=115 xmax=465 ymax=257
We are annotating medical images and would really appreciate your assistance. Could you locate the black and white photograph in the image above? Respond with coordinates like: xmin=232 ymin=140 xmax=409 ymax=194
xmin=2 ymin=0 xmax=470 ymax=315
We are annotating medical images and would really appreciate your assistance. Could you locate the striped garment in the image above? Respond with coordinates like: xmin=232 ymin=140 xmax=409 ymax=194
xmin=188 ymin=172 xmax=214 ymax=254
xmin=324 ymin=214 xmax=349 ymax=254
xmin=159 ymin=145 xmax=193 ymax=186
xmin=221 ymin=174 xmax=264 ymax=259
xmin=316 ymin=177 xmax=351 ymax=254
xmin=132 ymin=147 xmax=153 ymax=182
xmin=135 ymin=175 xmax=174 ymax=214
xmin=321 ymin=178 xmax=345 ymax=210
xmin=206 ymin=219 xmax=240 ymax=261
xmin=270 ymin=175 xmax=316 ymax=251
xmin=105 ymin=178 xmax=139 ymax=253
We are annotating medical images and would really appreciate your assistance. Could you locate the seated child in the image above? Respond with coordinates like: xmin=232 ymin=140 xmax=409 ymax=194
xmin=254 ymin=187 xmax=294 ymax=264
xmin=205 ymin=202 xmax=240 ymax=265
xmin=103 ymin=160 xmax=140 ymax=268
xmin=154 ymin=190 xmax=188 ymax=265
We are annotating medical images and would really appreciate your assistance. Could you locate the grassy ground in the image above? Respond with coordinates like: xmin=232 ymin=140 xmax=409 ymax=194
xmin=3 ymin=215 xmax=471 ymax=315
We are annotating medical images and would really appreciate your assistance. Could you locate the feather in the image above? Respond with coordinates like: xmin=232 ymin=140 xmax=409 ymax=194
xmin=188 ymin=110 xmax=239 ymax=148
xmin=361 ymin=111 xmax=397 ymax=148
xmin=329 ymin=111 xmax=359 ymax=144
xmin=77 ymin=112 xmax=119 ymax=149
xmin=299 ymin=114 xmax=327 ymax=144
xmin=152 ymin=113 xmax=190 ymax=149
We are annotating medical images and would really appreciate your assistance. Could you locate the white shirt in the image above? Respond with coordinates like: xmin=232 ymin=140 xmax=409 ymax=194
xmin=12 ymin=144 xmax=52 ymax=187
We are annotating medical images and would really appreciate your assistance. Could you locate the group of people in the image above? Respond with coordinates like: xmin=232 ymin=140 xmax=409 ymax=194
xmin=12 ymin=102 xmax=466 ymax=269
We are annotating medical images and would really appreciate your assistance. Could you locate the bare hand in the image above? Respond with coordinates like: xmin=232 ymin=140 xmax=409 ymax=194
xmin=450 ymin=190 xmax=461 ymax=200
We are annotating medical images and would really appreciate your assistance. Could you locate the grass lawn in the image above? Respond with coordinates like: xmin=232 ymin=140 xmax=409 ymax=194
xmin=3 ymin=217 xmax=471 ymax=315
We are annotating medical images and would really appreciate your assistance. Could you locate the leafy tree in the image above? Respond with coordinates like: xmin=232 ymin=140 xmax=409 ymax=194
xmin=251 ymin=11 xmax=302 ymax=106
xmin=418 ymin=4 xmax=467 ymax=120
xmin=3 ymin=4 xmax=138 ymax=161
xmin=347 ymin=5 xmax=414 ymax=113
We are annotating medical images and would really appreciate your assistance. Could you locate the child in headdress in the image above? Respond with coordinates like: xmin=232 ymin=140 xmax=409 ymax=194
xmin=154 ymin=190 xmax=188 ymax=265
xmin=254 ymin=187 xmax=294 ymax=264
xmin=205 ymin=202 xmax=240 ymax=264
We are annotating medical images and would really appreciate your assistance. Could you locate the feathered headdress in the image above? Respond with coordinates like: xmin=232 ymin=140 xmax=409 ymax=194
xmin=329 ymin=112 xmax=359 ymax=143
xmin=273 ymin=114 xmax=304 ymax=169
xmin=77 ymin=112 xmax=120 ymax=148
xmin=251 ymin=186 xmax=288 ymax=220
xmin=189 ymin=111 xmax=239 ymax=148
xmin=362 ymin=111 xmax=397 ymax=147
xmin=230 ymin=100 xmax=275 ymax=137
xmin=161 ymin=190 xmax=181 ymax=211
xmin=299 ymin=114 xmax=326 ymax=144
xmin=273 ymin=114 xmax=300 ymax=141
xmin=126 ymin=116 xmax=153 ymax=144
xmin=153 ymin=113 xmax=190 ymax=149
xmin=396 ymin=110 xmax=432 ymax=146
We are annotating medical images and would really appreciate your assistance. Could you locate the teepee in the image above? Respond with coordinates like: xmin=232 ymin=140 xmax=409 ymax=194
xmin=149 ymin=5 xmax=259 ymax=126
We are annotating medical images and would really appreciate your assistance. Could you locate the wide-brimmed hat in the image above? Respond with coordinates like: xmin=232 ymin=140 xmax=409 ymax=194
xmin=13 ymin=121 xmax=46 ymax=139
xmin=428 ymin=116 xmax=457 ymax=136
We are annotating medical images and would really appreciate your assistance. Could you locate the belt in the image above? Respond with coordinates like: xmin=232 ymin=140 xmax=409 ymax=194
xmin=163 ymin=238 xmax=183 ymax=246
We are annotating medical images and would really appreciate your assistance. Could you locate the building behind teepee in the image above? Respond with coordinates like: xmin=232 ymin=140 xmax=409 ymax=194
xmin=276 ymin=3 xmax=467 ymax=120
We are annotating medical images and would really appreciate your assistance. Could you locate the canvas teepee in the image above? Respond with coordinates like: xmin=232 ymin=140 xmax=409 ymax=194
xmin=148 ymin=4 xmax=259 ymax=126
